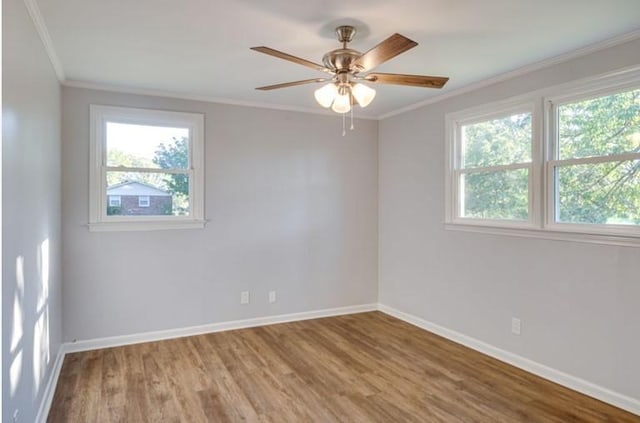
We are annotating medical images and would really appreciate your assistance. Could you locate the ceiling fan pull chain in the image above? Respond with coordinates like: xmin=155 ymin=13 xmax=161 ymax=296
xmin=350 ymin=107 xmax=354 ymax=131
xmin=342 ymin=112 xmax=346 ymax=136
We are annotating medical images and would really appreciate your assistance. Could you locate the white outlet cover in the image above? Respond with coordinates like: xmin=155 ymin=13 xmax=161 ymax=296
xmin=268 ymin=291 xmax=276 ymax=303
xmin=240 ymin=291 xmax=250 ymax=304
xmin=511 ymin=317 xmax=521 ymax=335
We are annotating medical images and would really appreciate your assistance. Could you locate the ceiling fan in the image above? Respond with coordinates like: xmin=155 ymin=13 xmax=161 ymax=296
xmin=251 ymin=25 xmax=449 ymax=114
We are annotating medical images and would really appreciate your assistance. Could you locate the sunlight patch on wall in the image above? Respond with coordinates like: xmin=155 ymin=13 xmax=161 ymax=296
xmin=33 ymin=239 xmax=52 ymax=395
xmin=11 ymin=255 xmax=25 ymax=353
xmin=37 ymin=238 xmax=50 ymax=310
xmin=33 ymin=309 xmax=50 ymax=394
xmin=10 ymin=351 xmax=23 ymax=397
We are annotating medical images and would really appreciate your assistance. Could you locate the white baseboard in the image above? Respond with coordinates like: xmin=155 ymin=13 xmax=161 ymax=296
xmin=377 ymin=303 xmax=640 ymax=416
xmin=63 ymin=303 xmax=378 ymax=353
xmin=36 ymin=344 xmax=66 ymax=423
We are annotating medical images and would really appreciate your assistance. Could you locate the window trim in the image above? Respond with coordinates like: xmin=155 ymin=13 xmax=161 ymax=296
xmin=89 ymin=105 xmax=205 ymax=231
xmin=544 ymin=71 xmax=640 ymax=239
xmin=445 ymin=65 xmax=640 ymax=246
xmin=445 ymin=97 xmax=541 ymax=230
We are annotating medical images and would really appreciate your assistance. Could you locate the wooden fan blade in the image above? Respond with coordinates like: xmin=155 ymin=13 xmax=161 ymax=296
xmin=364 ymin=72 xmax=449 ymax=88
xmin=255 ymin=78 xmax=328 ymax=91
xmin=352 ymin=34 xmax=418 ymax=72
xmin=251 ymin=46 xmax=332 ymax=74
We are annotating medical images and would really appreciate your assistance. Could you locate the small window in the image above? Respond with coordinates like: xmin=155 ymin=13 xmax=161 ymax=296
xmin=548 ymin=85 xmax=640 ymax=233
xmin=138 ymin=196 xmax=150 ymax=207
xmin=90 ymin=105 xmax=205 ymax=231
xmin=446 ymin=101 xmax=536 ymax=227
xmin=109 ymin=196 xmax=121 ymax=207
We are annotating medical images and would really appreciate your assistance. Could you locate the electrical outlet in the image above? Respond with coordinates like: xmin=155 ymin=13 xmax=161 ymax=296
xmin=240 ymin=291 xmax=250 ymax=305
xmin=511 ymin=317 xmax=521 ymax=335
xmin=268 ymin=291 xmax=277 ymax=303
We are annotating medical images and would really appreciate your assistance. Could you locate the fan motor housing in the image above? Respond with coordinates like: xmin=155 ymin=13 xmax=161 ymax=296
xmin=322 ymin=48 xmax=362 ymax=73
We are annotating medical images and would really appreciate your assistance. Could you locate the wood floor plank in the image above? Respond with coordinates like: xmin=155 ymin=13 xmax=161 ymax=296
xmin=48 ymin=312 xmax=640 ymax=422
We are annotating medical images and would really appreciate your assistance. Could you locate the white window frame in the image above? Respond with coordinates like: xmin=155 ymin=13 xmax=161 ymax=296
xmin=445 ymin=66 xmax=640 ymax=247
xmin=109 ymin=195 xmax=121 ymax=207
xmin=138 ymin=196 xmax=150 ymax=208
xmin=445 ymin=97 xmax=542 ymax=230
xmin=544 ymin=74 xmax=640 ymax=238
xmin=89 ymin=105 xmax=205 ymax=231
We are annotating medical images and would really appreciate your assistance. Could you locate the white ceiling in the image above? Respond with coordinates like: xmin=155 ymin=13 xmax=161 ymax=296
xmin=36 ymin=0 xmax=640 ymax=118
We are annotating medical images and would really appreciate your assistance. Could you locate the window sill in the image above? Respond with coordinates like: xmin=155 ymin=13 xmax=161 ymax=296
xmin=88 ymin=219 xmax=206 ymax=232
xmin=444 ymin=223 xmax=640 ymax=248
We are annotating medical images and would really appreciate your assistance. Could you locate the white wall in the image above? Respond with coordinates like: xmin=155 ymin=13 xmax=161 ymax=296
xmin=2 ymin=0 xmax=63 ymax=420
xmin=379 ymin=38 xmax=640 ymax=402
xmin=62 ymin=87 xmax=378 ymax=341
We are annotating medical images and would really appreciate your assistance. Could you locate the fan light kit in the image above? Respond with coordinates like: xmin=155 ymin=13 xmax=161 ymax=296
xmin=251 ymin=25 xmax=449 ymax=134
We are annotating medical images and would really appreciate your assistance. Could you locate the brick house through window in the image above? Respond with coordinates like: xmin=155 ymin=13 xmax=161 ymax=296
xmin=106 ymin=181 xmax=172 ymax=215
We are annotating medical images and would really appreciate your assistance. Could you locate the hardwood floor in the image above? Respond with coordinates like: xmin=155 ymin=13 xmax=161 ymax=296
xmin=48 ymin=312 xmax=639 ymax=422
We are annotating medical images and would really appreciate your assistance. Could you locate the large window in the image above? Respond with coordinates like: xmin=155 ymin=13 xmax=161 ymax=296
xmin=446 ymin=68 xmax=640 ymax=245
xmin=90 ymin=105 xmax=205 ymax=231
xmin=547 ymin=86 xmax=640 ymax=235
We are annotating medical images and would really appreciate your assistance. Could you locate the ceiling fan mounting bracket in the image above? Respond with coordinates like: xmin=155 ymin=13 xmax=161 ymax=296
xmin=336 ymin=25 xmax=356 ymax=45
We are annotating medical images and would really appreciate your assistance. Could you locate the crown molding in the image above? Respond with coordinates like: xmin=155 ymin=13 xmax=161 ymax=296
xmin=23 ymin=0 xmax=65 ymax=82
xmin=377 ymin=28 xmax=640 ymax=120
xmin=63 ymin=80 xmax=379 ymax=120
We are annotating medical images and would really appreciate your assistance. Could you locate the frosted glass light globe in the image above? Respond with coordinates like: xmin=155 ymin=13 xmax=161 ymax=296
xmin=314 ymin=83 xmax=338 ymax=108
xmin=351 ymin=83 xmax=376 ymax=107
xmin=331 ymin=92 xmax=351 ymax=113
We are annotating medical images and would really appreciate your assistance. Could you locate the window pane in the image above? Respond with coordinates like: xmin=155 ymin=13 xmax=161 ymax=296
xmin=106 ymin=171 xmax=190 ymax=216
xmin=106 ymin=122 xmax=189 ymax=169
xmin=461 ymin=112 xmax=532 ymax=168
xmin=558 ymin=88 xmax=640 ymax=160
xmin=461 ymin=168 xmax=529 ymax=220
xmin=556 ymin=160 xmax=640 ymax=225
